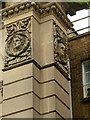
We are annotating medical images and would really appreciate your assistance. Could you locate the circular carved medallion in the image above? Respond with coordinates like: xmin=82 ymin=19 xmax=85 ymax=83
xmin=5 ymin=31 xmax=30 ymax=57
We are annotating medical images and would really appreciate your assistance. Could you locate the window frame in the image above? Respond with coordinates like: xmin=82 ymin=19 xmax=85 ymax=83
xmin=82 ymin=60 xmax=90 ymax=98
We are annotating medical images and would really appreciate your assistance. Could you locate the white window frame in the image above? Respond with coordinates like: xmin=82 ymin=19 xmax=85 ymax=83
xmin=82 ymin=60 xmax=90 ymax=98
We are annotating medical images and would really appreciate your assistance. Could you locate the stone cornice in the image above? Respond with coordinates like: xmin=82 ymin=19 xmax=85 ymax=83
xmin=68 ymin=31 xmax=90 ymax=42
xmin=1 ymin=2 xmax=73 ymax=29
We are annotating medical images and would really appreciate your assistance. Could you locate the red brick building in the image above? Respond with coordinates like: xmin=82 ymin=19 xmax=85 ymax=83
xmin=69 ymin=32 xmax=90 ymax=118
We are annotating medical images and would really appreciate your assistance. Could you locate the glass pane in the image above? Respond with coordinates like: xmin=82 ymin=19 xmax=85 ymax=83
xmin=85 ymin=72 xmax=90 ymax=83
xmin=85 ymin=64 xmax=90 ymax=72
xmin=87 ymin=88 xmax=90 ymax=97
xmin=84 ymin=84 xmax=90 ymax=98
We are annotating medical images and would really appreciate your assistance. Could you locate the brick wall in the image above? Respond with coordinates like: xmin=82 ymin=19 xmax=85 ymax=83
xmin=69 ymin=32 xmax=90 ymax=118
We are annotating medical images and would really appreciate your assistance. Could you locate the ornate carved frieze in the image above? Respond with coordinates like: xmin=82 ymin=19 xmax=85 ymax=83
xmin=4 ymin=17 xmax=31 ymax=67
xmin=2 ymin=2 xmax=72 ymax=29
xmin=53 ymin=22 xmax=68 ymax=69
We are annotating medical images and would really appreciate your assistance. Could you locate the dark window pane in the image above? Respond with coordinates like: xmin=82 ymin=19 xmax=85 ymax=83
xmin=85 ymin=72 xmax=90 ymax=83
xmin=87 ymin=88 xmax=90 ymax=96
xmin=84 ymin=61 xmax=90 ymax=72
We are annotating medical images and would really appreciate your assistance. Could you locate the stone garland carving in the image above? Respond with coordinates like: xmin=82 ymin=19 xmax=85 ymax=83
xmin=53 ymin=23 xmax=68 ymax=69
xmin=4 ymin=17 xmax=31 ymax=67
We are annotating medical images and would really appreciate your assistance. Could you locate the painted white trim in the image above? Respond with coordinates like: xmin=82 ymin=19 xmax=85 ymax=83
xmin=82 ymin=60 xmax=90 ymax=98
xmin=67 ymin=59 xmax=73 ymax=118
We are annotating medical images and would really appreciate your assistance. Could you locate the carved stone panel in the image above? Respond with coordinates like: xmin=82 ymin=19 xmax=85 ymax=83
xmin=53 ymin=22 xmax=68 ymax=69
xmin=4 ymin=17 xmax=31 ymax=67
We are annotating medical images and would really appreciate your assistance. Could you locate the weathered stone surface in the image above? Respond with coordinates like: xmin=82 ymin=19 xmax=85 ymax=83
xmin=1 ymin=2 xmax=70 ymax=119
xmin=4 ymin=17 xmax=31 ymax=67
xmin=53 ymin=22 xmax=68 ymax=70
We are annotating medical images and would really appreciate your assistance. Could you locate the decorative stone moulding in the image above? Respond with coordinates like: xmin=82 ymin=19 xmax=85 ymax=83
xmin=4 ymin=17 xmax=31 ymax=67
xmin=1 ymin=2 xmax=72 ymax=29
xmin=53 ymin=22 xmax=68 ymax=70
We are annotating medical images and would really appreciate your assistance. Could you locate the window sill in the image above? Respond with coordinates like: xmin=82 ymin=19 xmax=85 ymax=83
xmin=82 ymin=97 xmax=90 ymax=103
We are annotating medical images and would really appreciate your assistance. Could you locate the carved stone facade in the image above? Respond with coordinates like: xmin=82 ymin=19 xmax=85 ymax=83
xmin=1 ymin=2 xmax=71 ymax=119
xmin=2 ymin=2 xmax=72 ymax=29
xmin=53 ymin=22 xmax=68 ymax=69
xmin=4 ymin=17 xmax=31 ymax=67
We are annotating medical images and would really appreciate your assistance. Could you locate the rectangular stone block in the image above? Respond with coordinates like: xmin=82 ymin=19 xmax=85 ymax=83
xmin=42 ymin=112 xmax=61 ymax=118
xmin=33 ymin=64 xmax=40 ymax=82
xmin=40 ymin=20 xmax=53 ymax=44
xmin=32 ymin=17 xmax=40 ymax=64
xmin=40 ymin=96 xmax=55 ymax=114
xmin=56 ymin=97 xmax=70 ymax=118
xmin=3 ymin=77 xmax=33 ymax=100
xmin=33 ymin=94 xmax=40 ymax=113
xmin=33 ymin=77 xmax=40 ymax=97
xmin=41 ymin=66 xmax=54 ymax=83
xmin=40 ymin=20 xmax=54 ymax=66
xmin=40 ymin=42 xmax=54 ymax=66
xmin=4 ymin=108 xmax=40 ymax=118
xmin=3 ymin=63 xmax=33 ymax=85
xmin=33 ymin=109 xmax=40 ymax=118
xmin=40 ymin=80 xmax=55 ymax=98
xmin=4 ymin=109 xmax=33 ymax=118
xmin=55 ymin=82 xmax=70 ymax=108
xmin=3 ymin=93 xmax=33 ymax=115
xmin=54 ymin=67 xmax=69 ymax=93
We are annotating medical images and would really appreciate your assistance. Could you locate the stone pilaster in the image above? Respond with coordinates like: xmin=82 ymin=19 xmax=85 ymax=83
xmin=1 ymin=2 xmax=71 ymax=119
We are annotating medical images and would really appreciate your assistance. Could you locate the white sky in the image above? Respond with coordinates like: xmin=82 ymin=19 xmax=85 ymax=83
xmin=67 ymin=8 xmax=90 ymax=34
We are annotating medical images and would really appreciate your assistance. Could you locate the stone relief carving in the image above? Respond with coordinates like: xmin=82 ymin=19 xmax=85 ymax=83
xmin=53 ymin=22 xmax=68 ymax=69
xmin=4 ymin=17 xmax=31 ymax=67
xmin=2 ymin=2 xmax=72 ymax=29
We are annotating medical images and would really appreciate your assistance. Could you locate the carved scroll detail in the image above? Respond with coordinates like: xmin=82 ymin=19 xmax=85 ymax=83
xmin=4 ymin=17 xmax=31 ymax=67
xmin=53 ymin=22 xmax=68 ymax=69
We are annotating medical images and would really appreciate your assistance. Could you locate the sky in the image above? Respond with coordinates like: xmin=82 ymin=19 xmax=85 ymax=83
xmin=67 ymin=8 xmax=90 ymax=34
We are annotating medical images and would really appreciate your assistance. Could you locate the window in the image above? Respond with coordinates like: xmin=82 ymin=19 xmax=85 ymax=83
xmin=82 ymin=60 xmax=90 ymax=98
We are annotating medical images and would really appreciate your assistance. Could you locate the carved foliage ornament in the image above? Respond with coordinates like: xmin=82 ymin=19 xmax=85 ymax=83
xmin=53 ymin=23 xmax=68 ymax=69
xmin=4 ymin=17 xmax=31 ymax=67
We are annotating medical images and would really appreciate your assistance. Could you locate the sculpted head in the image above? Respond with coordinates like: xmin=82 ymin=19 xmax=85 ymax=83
xmin=58 ymin=42 xmax=65 ymax=56
xmin=13 ymin=35 xmax=22 ymax=49
xmin=56 ymin=40 xmax=67 ymax=65
xmin=56 ymin=37 xmax=66 ymax=57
